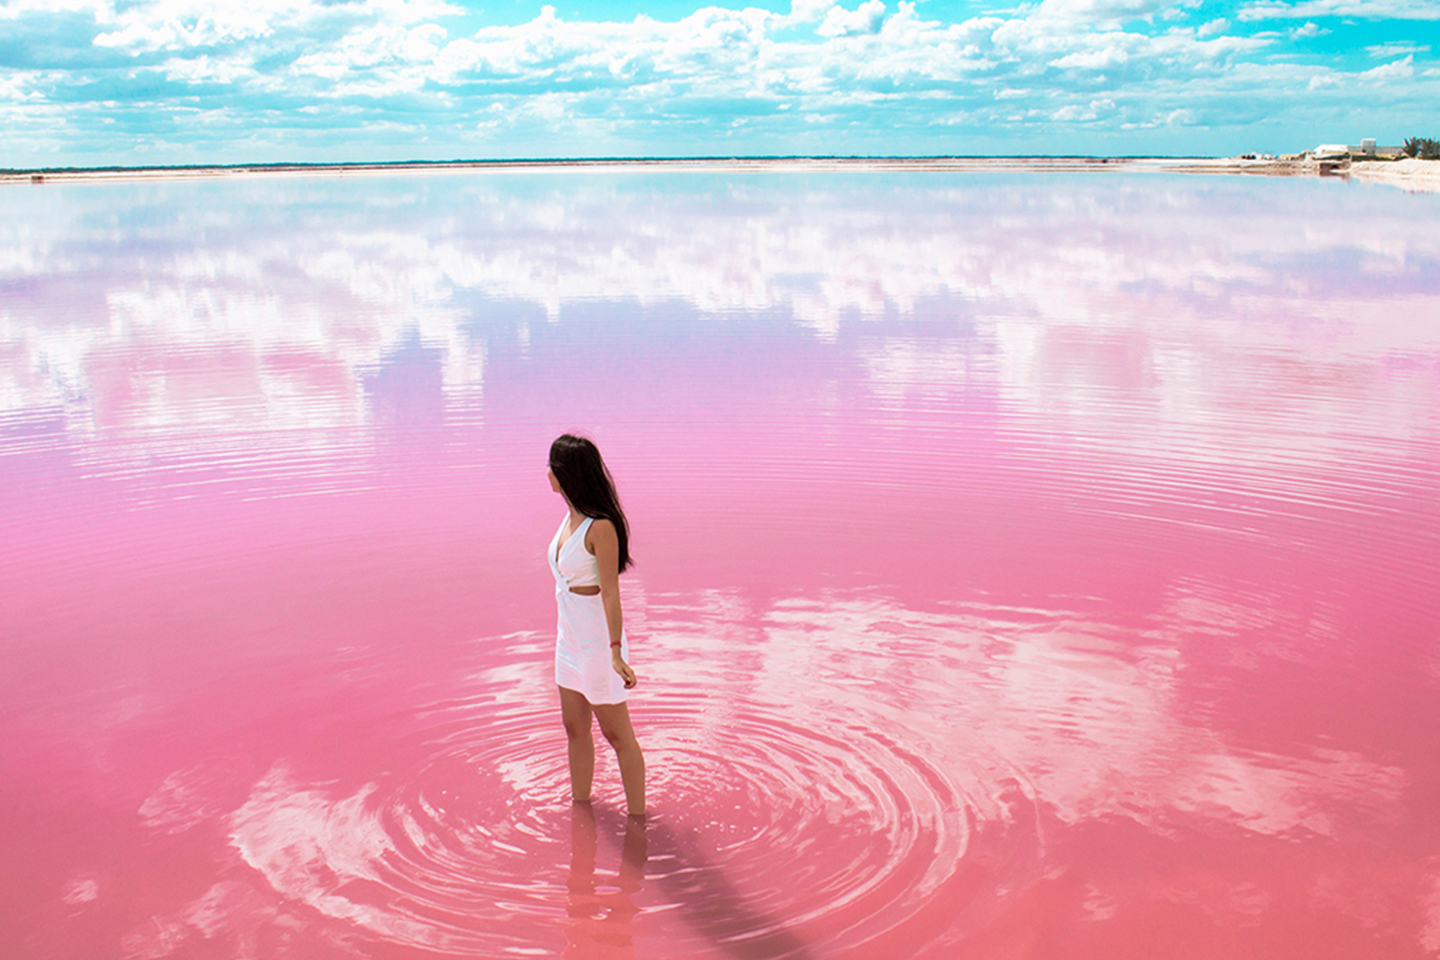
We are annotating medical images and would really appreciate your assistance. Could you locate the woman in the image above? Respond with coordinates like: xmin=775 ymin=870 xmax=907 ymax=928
xmin=548 ymin=434 xmax=646 ymax=818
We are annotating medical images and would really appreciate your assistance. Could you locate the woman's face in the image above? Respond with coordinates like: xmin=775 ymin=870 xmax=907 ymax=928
xmin=547 ymin=465 xmax=561 ymax=494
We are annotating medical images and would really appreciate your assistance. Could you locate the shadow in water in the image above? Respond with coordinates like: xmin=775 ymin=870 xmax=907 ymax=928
xmin=581 ymin=804 xmax=815 ymax=960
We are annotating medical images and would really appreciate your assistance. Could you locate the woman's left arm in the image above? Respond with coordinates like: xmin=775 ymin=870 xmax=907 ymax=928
xmin=590 ymin=519 xmax=637 ymax=689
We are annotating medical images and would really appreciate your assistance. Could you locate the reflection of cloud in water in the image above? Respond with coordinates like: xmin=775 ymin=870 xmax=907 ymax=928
xmin=216 ymin=762 xmax=825 ymax=957
xmin=645 ymin=589 xmax=1406 ymax=842
xmin=1422 ymin=868 xmax=1440 ymax=954
xmin=3 ymin=175 xmax=1436 ymax=463
xmin=227 ymin=764 xmax=451 ymax=949
xmin=112 ymin=580 xmax=1422 ymax=957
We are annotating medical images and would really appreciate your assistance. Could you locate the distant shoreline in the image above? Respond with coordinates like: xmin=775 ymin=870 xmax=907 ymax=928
xmin=4 ymin=155 xmax=1437 ymax=191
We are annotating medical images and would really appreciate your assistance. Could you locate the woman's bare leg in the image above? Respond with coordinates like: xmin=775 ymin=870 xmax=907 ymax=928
xmin=559 ymin=687 xmax=595 ymax=803
xmin=592 ymin=702 xmax=646 ymax=817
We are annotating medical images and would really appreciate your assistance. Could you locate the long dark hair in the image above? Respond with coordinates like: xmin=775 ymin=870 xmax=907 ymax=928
xmin=549 ymin=434 xmax=632 ymax=573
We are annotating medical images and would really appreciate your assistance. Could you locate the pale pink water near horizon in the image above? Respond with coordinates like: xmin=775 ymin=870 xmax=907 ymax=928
xmin=2 ymin=170 xmax=1439 ymax=959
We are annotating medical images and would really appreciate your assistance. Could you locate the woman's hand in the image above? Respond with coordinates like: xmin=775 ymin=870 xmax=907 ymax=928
xmin=612 ymin=650 xmax=638 ymax=689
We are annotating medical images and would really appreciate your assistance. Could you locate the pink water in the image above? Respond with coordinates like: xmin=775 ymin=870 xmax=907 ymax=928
xmin=2 ymin=171 xmax=1439 ymax=960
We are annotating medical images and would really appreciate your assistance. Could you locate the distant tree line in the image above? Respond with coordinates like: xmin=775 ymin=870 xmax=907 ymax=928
xmin=1403 ymin=138 xmax=1439 ymax=160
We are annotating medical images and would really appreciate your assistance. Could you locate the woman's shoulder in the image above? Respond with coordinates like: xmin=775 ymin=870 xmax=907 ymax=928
xmin=584 ymin=515 xmax=619 ymax=544
xmin=582 ymin=516 xmax=617 ymax=558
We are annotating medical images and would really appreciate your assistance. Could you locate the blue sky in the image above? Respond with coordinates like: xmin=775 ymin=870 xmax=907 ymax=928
xmin=1 ymin=0 xmax=1436 ymax=167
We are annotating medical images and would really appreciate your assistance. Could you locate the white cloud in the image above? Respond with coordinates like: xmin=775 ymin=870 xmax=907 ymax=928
xmin=786 ymin=0 xmax=836 ymax=24
xmin=1052 ymin=97 xmax=1117 ymax=120
xmin=1366 ymin=40 xmax=1430 ymax=56
xmin=1239 ymin=0 xmax=1440 ymax=21
xmin=424 ymin=3 xmax=785 ymax=123
xmin=817 ymin=0 xmax=886 ymax=37
xmin=1308 ymin=52 xmax=1414 ymax=88
xmin=161 ymin=53 xmax=257 ymax=84
xmin=1029 ymin=0 xmax=1187 ymax=31
xmin=1051 ymin=45 xmax=1132 ymax=69
xmin=0 ymin=72 xmax=42 ymax=101
xmin=0 ymin=0 xmax=107 ymax=19
xmin=1360 ymin=52 xmax=1414 ymax=79
xmin=91 ymin=0 xmax=461 ymax=53
xmin=1289 ymin=20 xmax=1327 ymax=36
xmin=93 ymin=0 xmax=299 ymax=51
xmin=292 ymin=23 xmax=446 ymax=81
xmin=3 ymin=0 xmax=1439 ymax=164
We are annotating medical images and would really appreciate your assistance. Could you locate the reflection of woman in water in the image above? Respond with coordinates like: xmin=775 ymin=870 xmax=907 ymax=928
xmin=565 ymin=802 xmax=648 ymax=960
xmin=548 ymin=434 xmax=646 ymax=817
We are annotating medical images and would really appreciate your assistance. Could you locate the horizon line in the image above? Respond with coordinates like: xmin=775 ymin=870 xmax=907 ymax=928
xmin=4 ymin=154 xmax=1246 ymax=177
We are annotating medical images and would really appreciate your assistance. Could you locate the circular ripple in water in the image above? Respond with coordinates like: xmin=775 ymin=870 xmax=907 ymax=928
xmin=227 ymin=633 xmax=1043 ymax=958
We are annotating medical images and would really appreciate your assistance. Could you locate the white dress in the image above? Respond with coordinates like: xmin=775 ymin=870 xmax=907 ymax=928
xmin=550 ymin=515 xmax=629 ymax=705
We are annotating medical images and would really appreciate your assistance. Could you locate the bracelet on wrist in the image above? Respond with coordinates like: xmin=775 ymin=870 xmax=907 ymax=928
xmin=610 ymin=641 xmax=622 ymax=648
